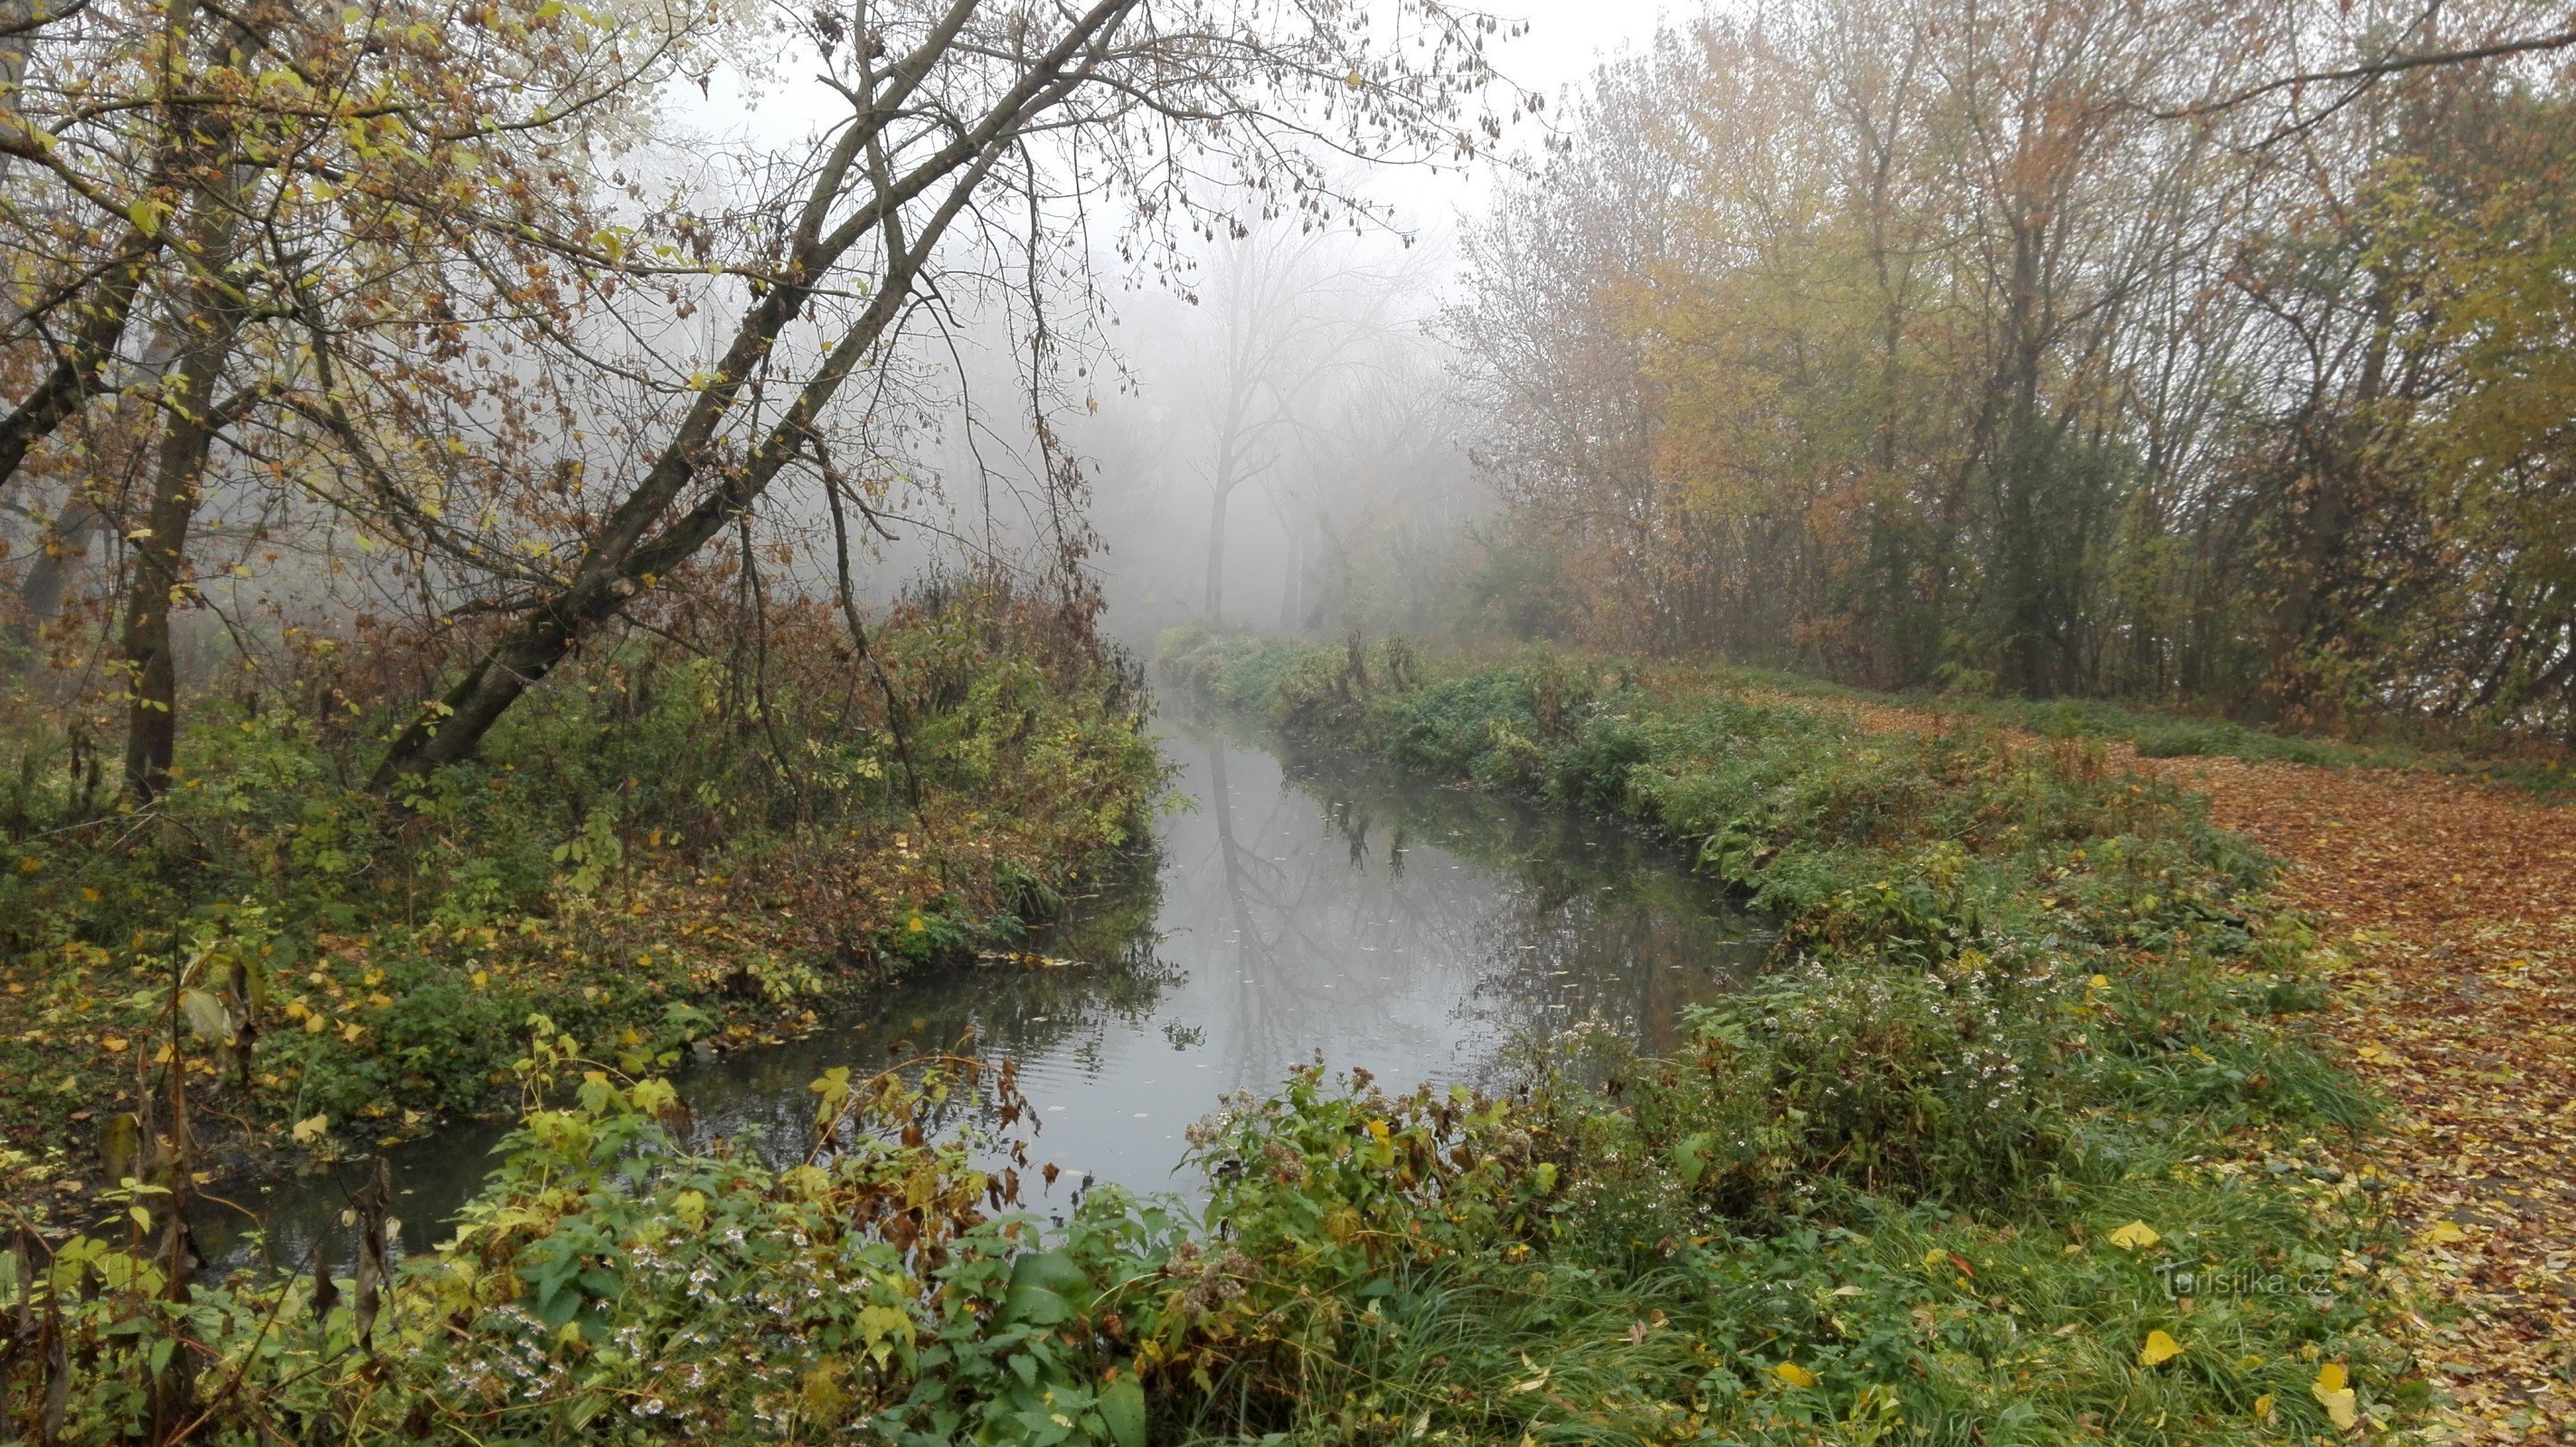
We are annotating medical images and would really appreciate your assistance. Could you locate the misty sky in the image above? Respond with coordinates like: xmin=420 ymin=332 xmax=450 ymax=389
xmin=684 ymin=1 xmax=1685 ymax=249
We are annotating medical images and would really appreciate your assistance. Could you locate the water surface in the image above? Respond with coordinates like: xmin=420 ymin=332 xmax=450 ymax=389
xmin=206 ymin=715 xmax=1761 ymax=1268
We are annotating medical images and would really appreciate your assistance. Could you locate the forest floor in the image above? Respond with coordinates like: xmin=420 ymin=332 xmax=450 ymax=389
xmin=1767 ymin=688 xmax=2576 ymax=1443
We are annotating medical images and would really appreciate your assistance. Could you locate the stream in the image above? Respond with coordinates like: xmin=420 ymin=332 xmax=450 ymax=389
xmin=200 ymin=712 xmax=1765 ymax=1272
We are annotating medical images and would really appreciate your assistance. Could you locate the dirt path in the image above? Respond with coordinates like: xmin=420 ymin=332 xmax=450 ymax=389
xmin=2164 ymin=753 xmax=2575 ymax=1442
xmin=1763 ymin=691 xmax=2576 ymax=1441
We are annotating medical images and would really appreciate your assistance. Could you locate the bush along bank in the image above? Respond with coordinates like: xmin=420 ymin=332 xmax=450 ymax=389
xmin=0 ymin=633 xmax=2411 ymax=1446
xmin=0 ymin=575 xmax=1164 ymax=1213
xmin=1144 ymin=630 xmax=2420 ymax=1442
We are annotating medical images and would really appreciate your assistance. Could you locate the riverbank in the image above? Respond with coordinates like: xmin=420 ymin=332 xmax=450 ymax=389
xmin=1152 ymin=630 xmax=2417 ymax=1441
xmin=0 ymin=580 xmax=1164 ymax=1218
xmin=4 ymin=632 xmax=2415 ymax=1444
xmin=1747 ymin=680 xmax=2576 ymax=1442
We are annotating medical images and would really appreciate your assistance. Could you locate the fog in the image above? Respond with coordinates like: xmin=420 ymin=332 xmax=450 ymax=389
xmin=646 ymin=0 xmax=1684 ymax=651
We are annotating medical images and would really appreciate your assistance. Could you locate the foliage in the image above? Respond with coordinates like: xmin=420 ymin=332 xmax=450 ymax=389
xmin=0 ymin=635 xmax=2420 ymax=1443
xmin=1452 ymin=0 xmax=2576 ymax=750
xmin=0 ymin=582 xmax=1162 ymax=1209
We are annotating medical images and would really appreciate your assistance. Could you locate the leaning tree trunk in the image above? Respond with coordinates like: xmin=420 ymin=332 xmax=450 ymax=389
xmin=119 ymin=196 xmax=251 ymax=802
xmin=368 ymin=136 xmax=1006 ymax=790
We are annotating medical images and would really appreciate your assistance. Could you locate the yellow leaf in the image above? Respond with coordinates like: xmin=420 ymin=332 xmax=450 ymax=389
xmin=100 ymin=1034 xmax=128 ymax=1053
xmin=1922 ymin=1246 xmax=1948 ymax=1268
xmin=1772 ymin=1361 xmax=1817 ymax=1388
xmin=292 ymin=1113 xmax=328 ymax=1144
xmin=2140 ymin=1329 xmax=2183 ymax=1366
xmin=2108 ymin=1221 xmax=2160 ymax=1251
xmin=2425 ymin=1220 xmax=2467 ymax=1244
xmin=2252 ymin=1392 xmax=2275 ymax=1422
xmin=2313 ymin=1362 xmax=2358 ymax=1430
xmin=2088 ymin=974 xmax=2110 ymax=989
xmin=802 ymin=1360 xmax=848 ymax=1419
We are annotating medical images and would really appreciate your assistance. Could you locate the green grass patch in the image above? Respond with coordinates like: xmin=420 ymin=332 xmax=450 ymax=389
xmin=1722 ymin=663 xmax=2571 ymax=795
xmin=0 ymin=579 xmax=1163 ymax=1203
xmin=0 ymin=634 xmax=2420 ymax=1444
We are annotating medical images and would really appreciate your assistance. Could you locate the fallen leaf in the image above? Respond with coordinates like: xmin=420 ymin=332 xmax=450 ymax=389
xmin=2108 ymin=1221 xmax=2161 ymax=1251
xmin=2140 ymin=1329 xmax=2183 ymax=1366
xmin=292 ymin=1112 xmax=328 ymax=1144
xmin=2312 ymin=1362 xmax=2358 ymax=1430
xmin=2252 ymin=1392 xmax=2275 ymax=1422
xmin=1772 ymin=1361 xmax=1817 ymax=1388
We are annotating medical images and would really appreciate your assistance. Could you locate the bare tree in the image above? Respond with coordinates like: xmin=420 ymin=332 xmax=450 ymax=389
xmin=1179 ymin=219 xmax=1424 ymax=623
xmin=369 ymin=0 xmax=1507 ymax=782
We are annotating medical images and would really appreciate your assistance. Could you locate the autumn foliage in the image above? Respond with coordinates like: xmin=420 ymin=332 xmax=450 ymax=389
xmin=1456 ymin=0 xmax=2576 ymax=747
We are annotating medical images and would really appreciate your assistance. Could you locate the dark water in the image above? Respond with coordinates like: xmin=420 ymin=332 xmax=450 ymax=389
xmin=200 ymin=716 xmax=1763 ymax=1271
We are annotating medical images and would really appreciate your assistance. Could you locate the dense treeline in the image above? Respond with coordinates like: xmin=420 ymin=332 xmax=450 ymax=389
xmin=0 ymin=0 xmax=1524 ymax=1413
xmin=1458 ymin=0 xmax=2576 ymax=743
xmin=0 ymin=0 xmax=1511 ymax=803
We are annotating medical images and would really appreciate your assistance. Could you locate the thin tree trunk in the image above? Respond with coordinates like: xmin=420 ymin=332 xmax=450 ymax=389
xmin=9 ymin=493 xmax=102 ymax=645
xmin=119 ymin=196 xmax=251 ymax=802
xmin=1277 ymin=514 xmax=1298 ymax=630
xmin=1203 ymin=478 xmax=1231 ymax=622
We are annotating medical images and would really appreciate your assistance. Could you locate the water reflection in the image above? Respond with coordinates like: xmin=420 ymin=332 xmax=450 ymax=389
xmin=203 ymin=712 xmax=1762 ymax=1271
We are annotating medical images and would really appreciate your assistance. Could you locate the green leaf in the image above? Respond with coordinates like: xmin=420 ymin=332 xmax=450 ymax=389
xmin=1674 ymin=1131 xmax=1715 ymax=1187
xmin=1098 ymin=1376 xmax=1146 ymax=1447
xmin=1008 ymin=1250 xmax=1090 ymax=1296
xmin=181 ymin=988 xmax=232 ymax=1043
xmin=1001 ymin=1284 xmax=1073 ymax=1326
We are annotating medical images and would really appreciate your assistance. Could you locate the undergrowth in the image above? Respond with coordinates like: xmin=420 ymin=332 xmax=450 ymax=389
xmin=0 ymin=577 xmax=1161 ymax=1208
xmin=0 ymin=632 xmax=2419 ymax=1445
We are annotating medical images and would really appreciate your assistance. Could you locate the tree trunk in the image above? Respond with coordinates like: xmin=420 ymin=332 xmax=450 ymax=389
xmin=1276 ymin=516 xmax=1299 ymax=630
xmin=1203 ymin=479 xmax=1231 ymax=622
xmin=9 ymin=493 xmax=103 ymax=647
xmin=120 ymin=198 xmax=250 ymax=802
xmin=368 ymin=136 xmax=1007 ymax=789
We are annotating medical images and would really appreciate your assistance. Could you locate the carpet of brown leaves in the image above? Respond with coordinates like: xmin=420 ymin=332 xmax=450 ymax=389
xmin=2164 ymin=754 xmax=2575 ymax=1443
xmin=1766 ymin=688 xmax=2576 ymax=1441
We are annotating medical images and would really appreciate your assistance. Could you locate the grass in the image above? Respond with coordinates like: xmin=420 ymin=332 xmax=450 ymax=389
xmin=1 ymin=630 xmax=2420 ymax=1445
xmin=0 ymin=578 xmax=1164 ymax=1214
xmin=1716 ymin=664 xmax=2571 ymax=795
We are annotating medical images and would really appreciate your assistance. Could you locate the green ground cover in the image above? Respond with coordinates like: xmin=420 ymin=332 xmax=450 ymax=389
xmin=1 ymin=631 xmax=2417 ymax=1445
xmin=1707 ymin=666 xmax=2565 ymax=796
xmin=1 ymin=581 xmax=1163 ymax=1209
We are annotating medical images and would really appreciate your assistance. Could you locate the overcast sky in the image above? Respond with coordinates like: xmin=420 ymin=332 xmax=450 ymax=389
xmin=676 ymin=0 xmax=1687 ymax=251
xmin=1360 ymin=0 xmax=1682 ymax=242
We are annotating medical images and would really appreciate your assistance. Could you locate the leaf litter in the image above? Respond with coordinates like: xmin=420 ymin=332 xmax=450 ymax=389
xmin=1779 ymin=686 xmax=2576 ymax=1442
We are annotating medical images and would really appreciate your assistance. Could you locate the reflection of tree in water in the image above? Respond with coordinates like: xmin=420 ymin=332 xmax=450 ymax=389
xmin=210 ymin=846 xmax=1185 ymax=1273
xmin=215 ymin=716 xmax=1768 ymax=1272
xmin=1177 ymin=719 xmax=1762 ymax=1092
